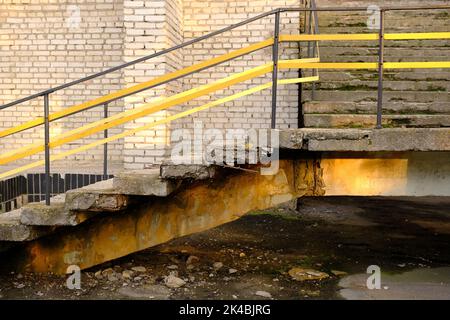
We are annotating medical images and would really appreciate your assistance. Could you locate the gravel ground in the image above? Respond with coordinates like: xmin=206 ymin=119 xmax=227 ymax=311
xmin=1 ymin=196 xmax=450 ymax=300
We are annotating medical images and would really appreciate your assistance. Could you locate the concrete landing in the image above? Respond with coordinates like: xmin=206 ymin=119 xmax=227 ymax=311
xmin=279 ymin=128 xmax=450 ymax=152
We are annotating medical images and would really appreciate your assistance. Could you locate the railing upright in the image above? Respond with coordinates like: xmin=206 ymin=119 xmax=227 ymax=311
xmin=43 ymin=93 xmax=50 ymax=205
xmin=103 ymin=103 xmax=109 ymax=180
xmin=310 ymin=0 xmax=319 ymax=100
xmin=271 ymin=10 xmax=281 ymax=129
xmin=376 ymin=9 xmax=385 ymax=129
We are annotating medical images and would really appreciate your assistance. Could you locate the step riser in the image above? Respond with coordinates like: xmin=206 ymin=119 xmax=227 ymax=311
xmin=304 ymin=102 xmax=450 ymax=114
xmin=304 ymin=114 xmax=450 ymax=128
xmin=303 ymin=91 xmax=449 ymax=103
xmin=305 ymin=81 xmax=450 ymax=92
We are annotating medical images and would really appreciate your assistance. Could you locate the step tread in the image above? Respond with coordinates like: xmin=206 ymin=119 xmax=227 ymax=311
xmin=0 ymin=209 xmax=53 ymax=241
xmin=303 ymin=101 xmax=450 ymax=114
xmin=304 ymin=114 xmax=450 ymax=128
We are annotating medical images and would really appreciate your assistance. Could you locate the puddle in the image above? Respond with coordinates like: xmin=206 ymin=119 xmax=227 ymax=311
xmin=339 ymin=267 xmax=450 ymax=300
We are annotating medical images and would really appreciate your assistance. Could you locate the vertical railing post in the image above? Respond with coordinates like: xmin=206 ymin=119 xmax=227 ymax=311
xmin=271 ymin=10 xmax=281 ymax=129
xmin=103 ymin=103 xmax=108 ymax=180
xmin=311 ymin=0 xmax=319 ymax=101
xmin=376 ymin=9 xmax=385 ymax=129
xmin=43 ymin=93 xmax=50 ymax=205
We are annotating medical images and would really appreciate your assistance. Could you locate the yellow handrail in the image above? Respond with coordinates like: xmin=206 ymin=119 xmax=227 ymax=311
xmin=0 ymin=38 xmax=274 ymax=139
xmin=1 ymin=31 xmax=450 ymax=179
xmin=280 ymin=32 xmax=450 ymax=42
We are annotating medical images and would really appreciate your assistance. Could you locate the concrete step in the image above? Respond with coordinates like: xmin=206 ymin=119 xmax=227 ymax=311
xmin=0 ymin=209 xmax=54 ymax=241
xmin=310 ymin=80 xmax=450 ymax=92
xmin=303 ymin=40 xmax=450 ymax=48
xmin=304 ymin=47 xmax=450 ymax=57
xmin=311 ymin=71 xmax=450 ymax=82
xmin=113 ymin=169 xmax=179 ymax=196
xmin=303 ymin=91 xmax=449 ymax=103
xmin=304 ymin=114 xmax=450 ymax=128
xmin=303 ymin=101 xmax=450 ymax=115
xmin=0 ymin=168 xmax=188 ymax=241
xmin=65 ymin=179 xmax=130 ymax=212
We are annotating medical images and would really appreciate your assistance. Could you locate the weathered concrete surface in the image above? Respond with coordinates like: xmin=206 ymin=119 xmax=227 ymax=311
xmin=0 ymin=209 xmax=53 ymax=241
xmin=7 ymin=159 xmax=323 ymax=274
xmin=113 ymin=169 xmax=178 ymax=196
xmin=160 ymin=164 xmax=219 ymax=180
xmin=304 ymin=114 xmax=450 ymax=129
xmin=279 ymin=128 xmax=450 ymax=152
xmin=320 ymin=151 xmax=450 ymax=196
xmin=20 ymin=194 xmax=92 ymax=226
xmin=65 ymin=180 xmax=129 ymax=212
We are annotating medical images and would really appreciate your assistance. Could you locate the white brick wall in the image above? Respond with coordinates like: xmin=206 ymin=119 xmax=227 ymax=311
xmin=180 ymin=0 xmax=304 ymax=134
xmin=0 ymin=0 xmax=125 ymax=167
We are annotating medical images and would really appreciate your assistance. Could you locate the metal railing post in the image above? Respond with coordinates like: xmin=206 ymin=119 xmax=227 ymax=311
xmin=376 ymin=9 xmax=385 ymax=129
xmin=271 ymin=10 xmax=281 ymax=129
xmin=311 ymin=0 xmax=319 ymax=101
xmin=103 ymin=103 xmax=108 ymax=180
xmin=43 ymin=93 xmax=50 ymax=205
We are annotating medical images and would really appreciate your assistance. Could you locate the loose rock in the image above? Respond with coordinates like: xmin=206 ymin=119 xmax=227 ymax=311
xmin=122 ymin=270 xmax=134 ymax=280
xmin=255 ymin=290 xmax=272 ymax=298
xmin=288 ymin=267 xmax=329 ymax=281
xmin=186 ymin=255 xmax=199 ymax=265
xmin=131 ymin=266 xmax=147 ymax=273
xmin=331 ymin=270 xmax=348 ymax=277
xmin=213 ymin=262 xmax=223 ymax=270
xmin=165 ymin=275 xmax=186 ymax=288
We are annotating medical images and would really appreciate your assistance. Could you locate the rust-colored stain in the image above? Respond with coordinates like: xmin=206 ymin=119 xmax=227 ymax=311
xmin=10 ymin=160 xmax=321 ymax=274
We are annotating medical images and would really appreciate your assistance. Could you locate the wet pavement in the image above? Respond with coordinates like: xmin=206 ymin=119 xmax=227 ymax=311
xmin=0 ymin=196 xmax=449 ymax=300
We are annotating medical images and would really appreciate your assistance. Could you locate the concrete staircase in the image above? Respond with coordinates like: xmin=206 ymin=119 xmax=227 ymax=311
xmin=302 ymin=0 xmax=450 ymax=128
xmin=0 ymin=165 xmax=216 ymax=243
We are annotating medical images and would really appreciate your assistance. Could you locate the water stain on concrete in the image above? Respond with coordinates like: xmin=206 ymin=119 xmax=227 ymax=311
xmin=339 ymin=267 xmax=450 ymax=300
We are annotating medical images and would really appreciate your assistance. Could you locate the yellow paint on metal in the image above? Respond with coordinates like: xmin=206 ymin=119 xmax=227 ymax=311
xmin=279 ymin=61 xmax=450 ymax=69
xmin=0 ymin=38 xmax=274 ymax=139
xmin=0 ymin=63 xmax=273 ymax=166
xmin=280 ymin=34 xmax=379 ymax=41
xmin=0 ymin=76 xmax=319 ymax=179
xmin=384 ymin=32 xmax=450 ymax=40
xmin=279 ymin=61 xmax=379 ymax=69
xmin=384 ymin=61 xmax=450 ymax=69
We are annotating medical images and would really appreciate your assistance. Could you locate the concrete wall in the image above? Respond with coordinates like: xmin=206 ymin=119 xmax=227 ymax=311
xmin=321 ymin=152 xmax=450 ymax=196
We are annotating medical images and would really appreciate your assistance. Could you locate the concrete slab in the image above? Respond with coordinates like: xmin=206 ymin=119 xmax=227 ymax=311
xmin=113 ymin=169 xmax=178 ymax=196
xmin=0 ymin=209 xmax=53 ymax=241
xmin=65 ymin=179 xmax=129 ymax=212
xmin=279 ymin=128 xmax=450 ymax=152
